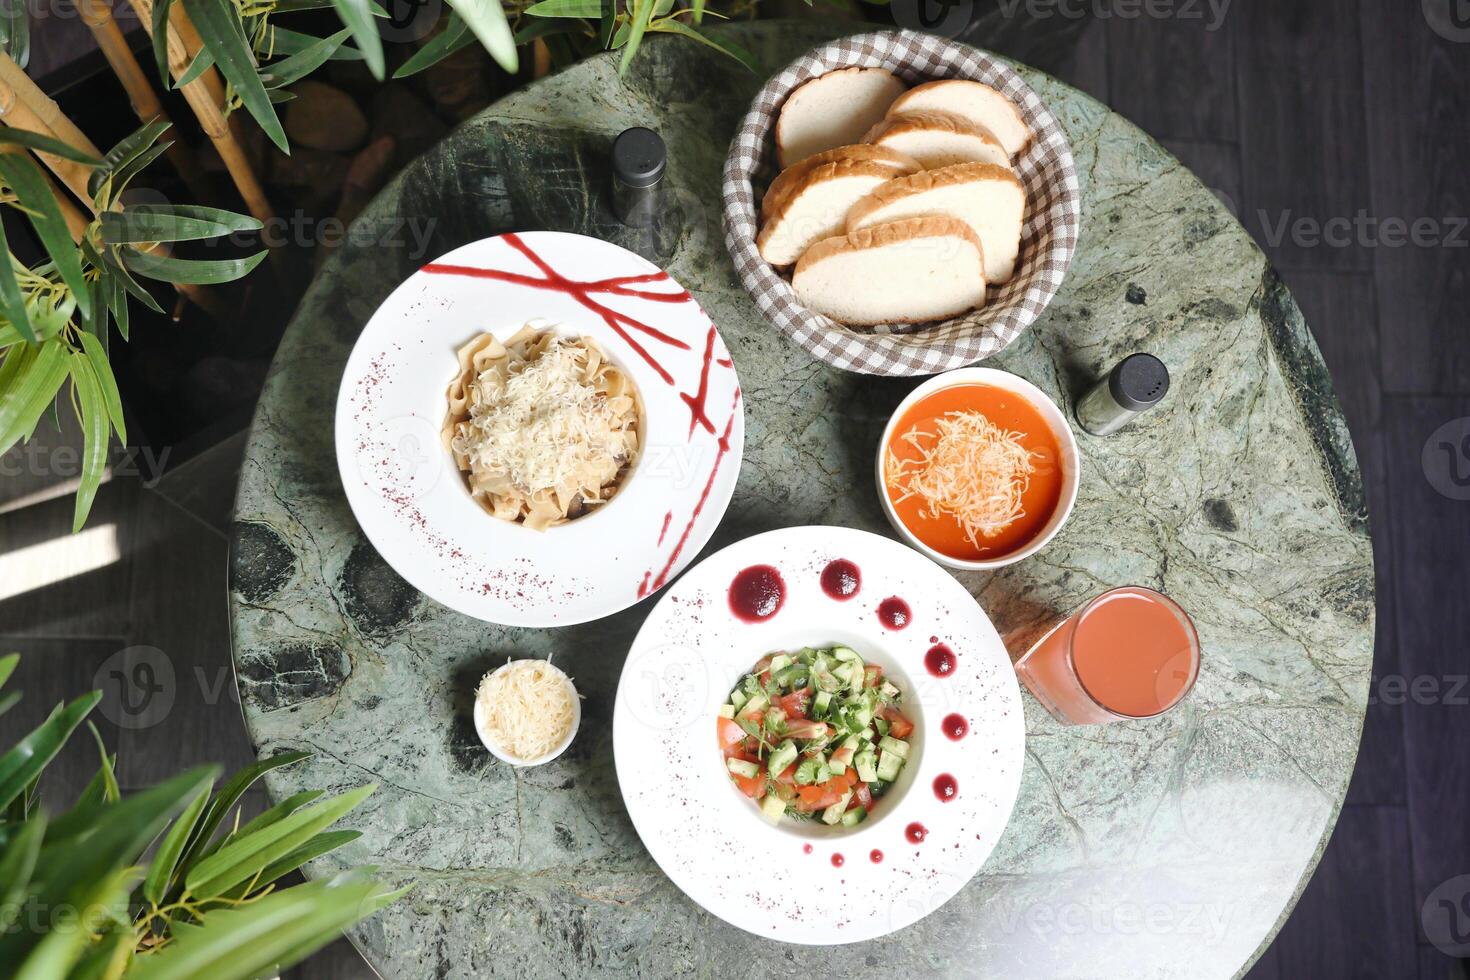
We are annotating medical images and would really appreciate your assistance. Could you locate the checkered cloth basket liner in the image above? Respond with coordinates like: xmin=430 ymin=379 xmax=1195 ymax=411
xmin=721 ymin=30 xmax=1081 ymax=376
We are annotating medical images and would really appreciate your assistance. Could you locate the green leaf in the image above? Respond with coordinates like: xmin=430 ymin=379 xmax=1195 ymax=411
xmin=0 ymin=692 xmax=100 ymax=811
xmin=264 ymin=25 xmax=363 ymax=60
xmin=68 ymin=352 xmax=110 ymax=532
xmin=185 ymin=0 xmax=288 ymax=152
xmin=327 ymin=0 xmax=384 ymax=80
xmin=444 ymin=0 xmax=517 ymax=74
xmin=0 ymin=0 xmax=30 ymax=70
xmin=392 ymin=13 xmax=471 ymax=78
xmin=514 ymin=17 xmax=580 ymax=45
xmin=0 ymin=241 xmax=36 ymax=345
xmin=691 ymin=0 xmax=704 ymax=23
xmin=0 ymin=813 xmax=45 ymax=933
xmin=176 ymin=46 xmax=216 ymax=87
xmin=101 ymin=204 xmax=262 ymax=244
xmin=0 ymin=651 xmax=18 ymax=691
xmin=223 ymin=829 xmax=361 ymax=897
xmin=185 ymin=783 xmax=374 ymax=898
xmin=0 ymin=691 xmax=20 ymax=719
xmin=143 ymin=782 xmax=212 ymax=905
xmin=262 ymin=29 xmax=350 ymax=88
xmin=102 ymin=140 xmax=174 ymax=209
xmin=100 ymin=244 xmax=164 ymax=316
xmin=152 ymin=0 xmax=175 ymax=83
xmin=0 ymin=154 xmax=91 ymax=319
xmin=64 ymin=921 xmax=133 ymax=980
xmin=125 ymin=872 xmax=399 ymax=980
xmin=13 ymin=866 xmax=135 ymax=980
xmin=524 ymin=0 xmax=602 ymax=15
xmin=181 ymin=751 xmax=311 ymax=868
xmin=0 ymin=339 xmax=67 ymax=458
xmin=230 ymin=789 xmax=323 ymax=841
xmin=90 ymin=118 xmax=172 ymax=202
xmin=76 ymin=330 xmax=125 ymax=441
xmin=85 ymin=722 xmax=119 ymax=803
xmin=618 ymin=0 xmax=653 ymax=74
xmin=650 ymin=19 xmax=758 ymax=72
xmin=0 ymin=125 xmax=101 ymax=165
xmin=121 ymin=247 xmax=267 ymax=285
xmin=43 ymin=752 xmax=117 ymax=845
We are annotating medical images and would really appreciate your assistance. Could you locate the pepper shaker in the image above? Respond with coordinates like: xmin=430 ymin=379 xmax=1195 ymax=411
xmin=611 ymin=127 xmax=666 ymax=226
xmin=1075 ymin=353 xmax=1170 ymax=436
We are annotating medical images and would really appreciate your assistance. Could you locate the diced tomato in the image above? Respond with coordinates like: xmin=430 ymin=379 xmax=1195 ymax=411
xmin=783 ymin=719 xmax=829 ymax=740
xmin=774 ymin=762 xmax=798 ymax=786
xmin=717 ymin=717 xmax=744 ymax=751
xmin=758 ymin=670 xmax=771 ymax=688
xmin=863 ymin=664 xmax=884 ymax=688
xmin=885 ymin=709 xmax=914 ymax=739
xmin=830 ymin=744 xmax=855 ymax=767
xmin=794 ymin=783 xmax=844 ymax=811
xmin=853 ymin=783 xmax=873 ymax=810
xmin=776 ymin=690 xmax=810 ymax=719
xmin=732 ymin=767 xmax=766 ymax=799
xmin=842 ymin=768 xmax=858 ymax=787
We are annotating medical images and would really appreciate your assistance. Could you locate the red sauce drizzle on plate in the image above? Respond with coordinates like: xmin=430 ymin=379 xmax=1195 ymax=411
xmin=831 ymin=853 xmax=845 ymax=868
xmin=729 ymin=565 xmax=785 ymax=622
xmin=877 ymin=597 xmax=911 ymax=630
xmin=925 ymin=643 xmax=957 ymax=677
xmin=933 ymin=774 xmax=959 ymax=802
xmin=820 ymin=559 xmax=861 ymax=600
xmin=802 ymin=843 xmax=813 ymax=855
xmin=869 ymin=849 xmax=884 ymax=864
xmin=942 ymin=713 xmax=969 ymax=740
xmin=905 ymin=822 xmax=927 ymax=844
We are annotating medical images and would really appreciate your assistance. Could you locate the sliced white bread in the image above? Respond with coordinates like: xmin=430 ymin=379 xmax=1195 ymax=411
xmin=793 ymin=216 xmax=987 ymax=326
xmin=846 ymin=162 xmax=1025 ymax=284
xmin=861 ymin=111 xmax=1010 ymax=170
xmin=757 ymin=159 xmax=896 ymax=267
xmin=886 ymin=79 xmax=1032 ymax=159
xmin=775 ymin=67 xmax=908 ymax=168
xmin=761 ymin=144 xmax=920 ymax=221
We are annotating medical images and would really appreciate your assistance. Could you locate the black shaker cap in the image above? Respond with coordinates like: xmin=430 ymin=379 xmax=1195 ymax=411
xmin=1108 ymin=353 xmax=1170 ymax=411
xmin=612 ymin=127 xmax=666 ymax=188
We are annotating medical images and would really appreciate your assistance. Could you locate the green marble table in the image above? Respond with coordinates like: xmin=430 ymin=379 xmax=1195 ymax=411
xmin=228 ymin=22 xmax=1374 ymax=979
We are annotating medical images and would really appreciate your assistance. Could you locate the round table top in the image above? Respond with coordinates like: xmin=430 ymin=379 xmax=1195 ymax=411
xmin=228 ymin=22 xmax=1374 ymax=979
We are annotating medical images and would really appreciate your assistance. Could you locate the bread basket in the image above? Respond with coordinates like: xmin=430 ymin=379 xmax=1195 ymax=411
xmin=721 ymin=30 xmax=1081 ymax=377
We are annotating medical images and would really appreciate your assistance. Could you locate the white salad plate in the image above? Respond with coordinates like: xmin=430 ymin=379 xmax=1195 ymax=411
xmin=613 ymin=525 xmax=1025 ymax=944
xmin=335 ymin=232 xmax=744 ymax=627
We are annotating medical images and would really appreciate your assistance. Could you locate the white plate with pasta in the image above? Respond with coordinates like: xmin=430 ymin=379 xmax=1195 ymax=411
xmin=335 ymin=232 xmax=744 ymax=627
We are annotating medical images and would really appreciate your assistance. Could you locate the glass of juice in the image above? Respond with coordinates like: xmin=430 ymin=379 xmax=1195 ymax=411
xmin=1014 ymin=586 xmax=1200 ymax=725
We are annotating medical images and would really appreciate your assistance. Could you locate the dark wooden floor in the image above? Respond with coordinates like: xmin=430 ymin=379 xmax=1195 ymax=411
xmin=1 ymin=1 xmax=1467 ymax=977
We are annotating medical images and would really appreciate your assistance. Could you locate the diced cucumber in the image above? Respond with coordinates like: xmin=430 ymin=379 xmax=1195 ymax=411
xmin=760 ymin=793 xmax=787 ymax=824
xmin=878 ymin=735 xmax=910 ymax=759
xmin=736 ymin=693 xmax=767 ymax=720
xmin=840 ymin=806 xmax=867 ymax=827
xmin=727 ymin=758 xmax=759 ymax=778
xmin=849 ymin=663 xmax=863 ymax=693
xmin=854 ymin=749 xmax=878 ymax=783
xmin=814 ymin=664 xmax=841 ymax=693
xmin=729 ymin=688 xmax=747 ymax=711
xmin=873 ymin=717 xmax=890 ymax=737
xmin=840 ymin=734 xmax=861 ymax=751
xmin=812 ymin=690 xmax=833 ymax=718
xmin=770 ymin=654 xmax=793 ymax=672
xmin=876 ymin=749 xmax=903 ymax=782
xmin=828 ymin=753 xmax=848 ymax=775
xmin=848 ymin=704 xmax=873 ymax=731
xmin=718 ymin=704 xmax=735 ymax=719
xmin=821 ymin=791 xmax=853 ymax=825
xmin=831 ymin=662 xmax=854 ymax=683
xmin=795 ymin=758 xmax=824 ymax=785
xmin=773 ymin=664 xmax=806 ymax=688
xmin=831 ymin=646 xmax=862 ymax=664
xmin=768 ymin=740 xmax=798 ymax=777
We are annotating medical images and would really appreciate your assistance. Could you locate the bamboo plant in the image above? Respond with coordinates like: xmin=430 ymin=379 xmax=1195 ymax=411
xmin=0 ymin=652 xmax=404 ymax=978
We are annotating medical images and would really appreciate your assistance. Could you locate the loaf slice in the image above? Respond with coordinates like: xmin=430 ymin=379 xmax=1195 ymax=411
xmin=793 ymin=216 xmax=987 ymax=326
xmin=775 ymin=67 xmax=908 ymax=168
xmin=846 ymin=162 xmax=1025 ymax=283
xmin=757 ymin=159 xmax=896 ymax=267
xmin=761 ymin=144 xmax=920 ymax=221
xmin=886 ymin=79 xmax=1032 ymax=159
xmin=862 ymin=112 xmax=1010 ymax=170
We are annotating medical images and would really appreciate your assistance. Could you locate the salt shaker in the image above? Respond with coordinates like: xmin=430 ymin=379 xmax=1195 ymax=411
xmin=611 ymin=127 xmax=666 ymax=226
xmin=1075 ymin=353 xmax=1170 ymax=436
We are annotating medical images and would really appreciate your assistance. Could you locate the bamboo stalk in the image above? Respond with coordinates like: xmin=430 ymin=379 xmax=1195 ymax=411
xmin=128 ymin=0 xmax=275 ymax=224
xmin=0 ymin=54 xmax=101 ymax=212
xmin=533 ymin=39 xmax=551 ymax=79
xmin=76 ymin=0 xmax=212 ymax=203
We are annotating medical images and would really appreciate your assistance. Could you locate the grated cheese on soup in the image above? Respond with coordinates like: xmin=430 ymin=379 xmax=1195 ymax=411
xmin=887 ymin=410 xmax=1038 ymax=548
xmin=475 ymin=659 xmax=577 ymax=761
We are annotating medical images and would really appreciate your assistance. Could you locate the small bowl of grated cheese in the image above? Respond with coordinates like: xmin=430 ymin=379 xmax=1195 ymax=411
xmin=473 ymin=658 xmax=582 ymax=766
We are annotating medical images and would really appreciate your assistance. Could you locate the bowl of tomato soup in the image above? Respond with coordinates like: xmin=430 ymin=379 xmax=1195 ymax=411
xmin=876 ymin=369 xmax=1079 ymax=570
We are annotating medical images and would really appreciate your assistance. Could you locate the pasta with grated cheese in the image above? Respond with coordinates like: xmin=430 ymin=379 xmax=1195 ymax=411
xmin=443 ymin=326 xmax=642 ymax=530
